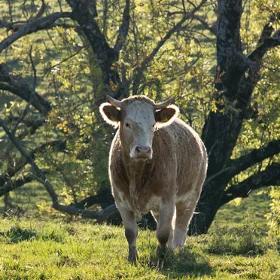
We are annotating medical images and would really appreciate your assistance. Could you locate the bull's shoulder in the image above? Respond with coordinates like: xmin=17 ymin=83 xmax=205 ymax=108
xmin=170 ymin=118 xmax=204 ymax=145
xmin=169 ymin=118 xmax=199 ymax=139
xmin=161 ymin=118 xmax=207 ymax=162
xmin=109 ymin=132 xmax=129 ymax=194
xmin=155 ymin=118 xmax=196 ymax=147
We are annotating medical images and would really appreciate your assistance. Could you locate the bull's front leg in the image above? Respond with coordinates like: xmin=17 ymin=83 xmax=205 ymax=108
xmin=156 ymin=198 xmax=175 ymax=268
xmin=117 ymin=204 xmax=138 ymax=263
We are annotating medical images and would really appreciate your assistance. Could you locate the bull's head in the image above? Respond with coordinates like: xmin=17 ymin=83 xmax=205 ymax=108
xmin=99 ymin=95 xmax=179 ymax=161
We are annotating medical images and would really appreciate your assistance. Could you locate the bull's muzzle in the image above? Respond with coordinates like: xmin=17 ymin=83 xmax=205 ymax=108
xmin=130 ymin=145 xmax=153 ymax=160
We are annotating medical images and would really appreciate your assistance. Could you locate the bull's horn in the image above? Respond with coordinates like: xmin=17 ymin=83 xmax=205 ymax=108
xmin=155 ymin=97 xmax=175 ymax=109
xmin=106 ymin=95 xmax=123 ymax=108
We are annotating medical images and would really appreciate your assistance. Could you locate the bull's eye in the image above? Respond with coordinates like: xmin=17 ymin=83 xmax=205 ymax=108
xmin=125 ymin=122 xmax=131 ymax=128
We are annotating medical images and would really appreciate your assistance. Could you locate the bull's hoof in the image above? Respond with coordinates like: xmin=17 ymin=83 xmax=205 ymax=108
xmin=156 ymin=257 xmax=165 ymax=270
xmin=128 ymin=246 xmax=138 ymax=264
xmin=156 ymin=245 xmax=167 ymax=269
xmin=149 ymin=258 xmax=164 ymax=270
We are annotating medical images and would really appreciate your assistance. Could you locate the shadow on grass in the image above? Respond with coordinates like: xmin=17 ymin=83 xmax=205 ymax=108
xmin=1 ymin=225 xmax=66 ymax=243
xmin=207 ymin=225 xmax=266 ymax=256
xmin=4 ymin=226 xmax=37 ymax=243
xmin=147 ymin=248 xmax=212 ymax=278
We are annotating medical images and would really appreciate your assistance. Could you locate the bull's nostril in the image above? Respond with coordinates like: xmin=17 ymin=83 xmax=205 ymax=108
xmin=135 ymin=146 xmax=151 ymax=153
xmin=135 ymin=146 xmax=141 ymax=153
xmin=143 ymin=146 xmax=151 ymax=153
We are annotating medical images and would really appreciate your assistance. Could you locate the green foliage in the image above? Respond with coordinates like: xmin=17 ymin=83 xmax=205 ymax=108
xmin=266 ymin=188 xmax=280 ymax=251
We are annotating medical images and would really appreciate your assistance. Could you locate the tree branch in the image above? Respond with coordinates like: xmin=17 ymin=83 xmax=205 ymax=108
xmin=220 ymin=163 xmax=280 ymax=206
xmin=114 ymin=0 xmax=130 ymax=53
xmin=215 ymin=0 xmax=250 ymax=96
xmin=248 ymin=13 xmax=280 ymax=63
xmin=0 ymin=64 xmax=51 ymax=115
xmin=72 ymin=187 xmax=114 ymax=210
xmin=6 ymin=116 xmax=45 ymax=133
xmin=0 ymin=0 xmax=46 ymax=32
xmin=0 ymin=20 xmax=16 ymax=30
xmin=248 ymin=31 xmax=280 ymax=62
xmin=0 ymin=139 xmax=66 ymax=193
xmin=192 ymin=14 xmax=217 ymax=35
xmin=66 ymin=0 xmax=117 ymax=74
xmin=227 ymin=139 xmax=280 ymax=179
xmin=33 ymin=0 xmax=46 ymax=20
xmin=66 ymin=0 xmax=124 ymax=98
xmin=204 ymin=139 xmax=280 ymax=188
xmin=0 ymin=174 xmax=34 ymax=196
xmin=0 ymin=118 xmax=116 ymax=221
xmin=132 ymin=0 xmax=207 ymax=94
xmin=0 ymin=118 xmax=58 ymax=202
xmin=0 ymin=12 xmax=72 ymax=53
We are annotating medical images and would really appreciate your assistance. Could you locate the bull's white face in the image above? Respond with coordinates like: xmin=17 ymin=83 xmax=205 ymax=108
xmin=121 ymin=101 xmax=155 ymax=160
xmin=100 ymin=96 xmax=179 ymax=161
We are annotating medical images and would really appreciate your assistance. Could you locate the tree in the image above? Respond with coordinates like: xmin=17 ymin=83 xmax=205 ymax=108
xmin=189 ymin=0 xmax=280 ymax=233
xmin=0 ymin=0 xmax=279 ymax=234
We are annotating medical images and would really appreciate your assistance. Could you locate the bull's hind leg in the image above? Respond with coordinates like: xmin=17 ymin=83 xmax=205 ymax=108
xmin=173 ymin=198 xmax=198 ymax=248
xmin=117 ymin=204 xmax=138 ymax=263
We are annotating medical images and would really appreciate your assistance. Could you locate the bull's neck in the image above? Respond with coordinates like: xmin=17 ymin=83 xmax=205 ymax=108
xmin=121 ymin=149 xmax=153 ymax=189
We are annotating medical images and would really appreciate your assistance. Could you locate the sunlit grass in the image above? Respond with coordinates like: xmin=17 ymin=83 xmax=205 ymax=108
xmin=1 ymin=184 xmax=279 ymax=279
xmin=0 ymin=190 xmax=279 ymax=280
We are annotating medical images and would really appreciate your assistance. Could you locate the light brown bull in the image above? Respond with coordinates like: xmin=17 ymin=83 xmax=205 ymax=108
xmin=100 ymin=95 xmax=208 ymax=265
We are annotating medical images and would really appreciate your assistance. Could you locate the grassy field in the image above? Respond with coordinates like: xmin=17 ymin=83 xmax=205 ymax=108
xmin=0 ymin=188 xmax=279 ymax=280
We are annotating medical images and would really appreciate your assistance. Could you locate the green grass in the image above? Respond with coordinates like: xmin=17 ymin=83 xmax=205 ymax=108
xmin=0 ymin=191 xmax=279 ymax=279
xmin=0 ymin=218 xmax=279 ymax=280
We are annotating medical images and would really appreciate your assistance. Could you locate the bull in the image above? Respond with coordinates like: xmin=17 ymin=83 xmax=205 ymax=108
xmin=99 ymin=95 xmax=208 ymax=265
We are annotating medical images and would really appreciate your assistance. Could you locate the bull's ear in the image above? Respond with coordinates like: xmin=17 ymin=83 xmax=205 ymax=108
xmin=99 ymin=102 xmax=121 ymax=127
xmin=155 ymin=105 xmax=179 ymax=125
